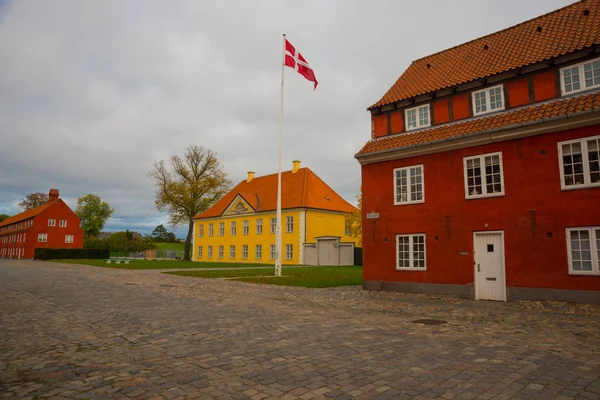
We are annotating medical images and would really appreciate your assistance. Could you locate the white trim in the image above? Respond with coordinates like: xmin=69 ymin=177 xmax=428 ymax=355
xmin=471 ymin=84 xmax=505 ymax=116
xmin=395 ymin=233 xmax=427 ymax=271
xmin=65 ymin=234 xmax=74 ymax=244
xmin=557 ymin=135 xmax=600 ymax=190
xmin=393 ymin=164 xmax=425 ymax=205
xmin=222 ymin=194 xmax=255 ymax=215
xmin=566 ymin=227 xmax=600 ymax=276
xmin=48 ymin=219 xmax=56 ymax=227
xmin=473 ymin=230 xmax=507 ymax=302
xmin=463 ymin=151 xmax=505 ymax=199
xmin=560 ymin=56 xmax=600 ymax=96
xmin=38 ymin=233 xmax=47 ymax=243
xmin=299 ymin=210 xmax=306 ymax=264
xmin=404 ymin=104 xmax=431 ymax=131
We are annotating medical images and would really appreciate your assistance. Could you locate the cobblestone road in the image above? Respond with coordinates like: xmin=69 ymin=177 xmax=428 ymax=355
xmin=1 ymin=260 xmax=599 ymax=400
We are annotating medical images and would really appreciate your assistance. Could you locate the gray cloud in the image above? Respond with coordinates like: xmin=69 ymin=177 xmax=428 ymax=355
xmin=0 ymin=0 xmax=571 ymax=236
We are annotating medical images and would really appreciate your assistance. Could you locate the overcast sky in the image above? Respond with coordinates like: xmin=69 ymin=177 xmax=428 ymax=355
xmin=0 ymin=0 xmax=571 ymax=237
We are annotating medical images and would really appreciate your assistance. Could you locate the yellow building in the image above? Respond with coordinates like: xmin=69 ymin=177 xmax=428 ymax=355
xmin=192 ymin=161 xmax=358 ymax=265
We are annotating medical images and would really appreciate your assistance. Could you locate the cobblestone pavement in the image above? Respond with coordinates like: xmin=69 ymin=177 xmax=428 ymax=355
xmin=1 ymin=260 xmax=599 ymax=400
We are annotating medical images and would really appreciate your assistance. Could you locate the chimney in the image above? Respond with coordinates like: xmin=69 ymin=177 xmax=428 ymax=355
xmin=48 ymin=188 xmax=59 ymax=202
xmin=247 ymin=171 xmax=255 ymax=183
xmin=292 ymin=160 xmax=301 ymax=173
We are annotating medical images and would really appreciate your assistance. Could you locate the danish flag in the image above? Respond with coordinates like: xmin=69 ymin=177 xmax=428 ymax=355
xmin=284 ymin=38 xmax=318 ymax=90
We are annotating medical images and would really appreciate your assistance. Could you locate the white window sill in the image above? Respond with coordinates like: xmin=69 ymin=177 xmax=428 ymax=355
xmin=473 ymin=106 xmax=505 ymax=117
xmin=569 ymin=271 xmax=600 ymax=276
xmin=561 ymin=183 xmax=600 ymax=191
xmin=405 ymin=124 xmax=431 ymax=132
xmin=396 ymin=267 xmax=427 ymax=271
xmin=394 ymin=199 xmax=425 ymax=206
xmin=465 ymin=193 xmax=505 ymax=200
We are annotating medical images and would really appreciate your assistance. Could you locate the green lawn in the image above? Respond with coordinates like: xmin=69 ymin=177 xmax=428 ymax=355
xmin=166 ymin=266 xmax=363 ymax=288
xmin=154 ymin=242 xmax=185 ymax=251
xmin=53 ymin=259 xmax=272 ymax=270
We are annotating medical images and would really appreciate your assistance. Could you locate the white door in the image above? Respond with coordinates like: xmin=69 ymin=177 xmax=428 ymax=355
xmin=473 ymin=231 xmax=506 ymax=301
xmin=317 ymin=239 xmax=337 ymax=266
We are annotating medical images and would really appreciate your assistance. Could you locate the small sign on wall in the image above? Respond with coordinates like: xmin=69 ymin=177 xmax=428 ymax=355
xmin=366 ymin=212 xmax=379 ymax=220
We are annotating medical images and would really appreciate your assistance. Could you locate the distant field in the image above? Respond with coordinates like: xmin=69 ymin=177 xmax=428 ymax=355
xmin=52 ymin=259 xmax=273 ymax=270
xmin=166 ymin=266 xmax=363 ymax=288
xmin=154 ymin=242 xmax=185 ymax=251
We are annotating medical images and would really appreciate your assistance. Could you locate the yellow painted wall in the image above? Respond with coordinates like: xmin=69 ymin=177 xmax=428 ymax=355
xmin=305 ymin=210 xmax=360 ymax=245
xmin=192 ymin=210 xmax=302 ymax=265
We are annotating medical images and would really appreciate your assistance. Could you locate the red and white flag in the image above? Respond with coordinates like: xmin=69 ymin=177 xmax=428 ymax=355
xmin=284 ymin=38 xmax=318 ymax=90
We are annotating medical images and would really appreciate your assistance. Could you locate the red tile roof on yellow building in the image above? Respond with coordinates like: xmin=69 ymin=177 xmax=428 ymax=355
xmin=369 ymin=0 xmax=600 ymax=110
xmin=0 ymin=200 xmax=58 ymax=228
xmin=357 ymin=91 xmax=600 ymax=157
xmin=194 ymin=167 xmax=356 ymax=219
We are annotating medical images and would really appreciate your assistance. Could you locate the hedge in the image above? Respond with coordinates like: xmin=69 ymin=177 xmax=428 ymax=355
xmin=34 ymin=248 xmax=110 ymax=260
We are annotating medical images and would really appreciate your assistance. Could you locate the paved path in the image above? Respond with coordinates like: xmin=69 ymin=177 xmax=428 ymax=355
xmin=0 ymin=260 xmax=599 ymax=400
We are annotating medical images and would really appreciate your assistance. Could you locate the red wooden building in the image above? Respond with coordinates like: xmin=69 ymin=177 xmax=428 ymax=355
xmin=356 ymin=0 xmax=600 ymax=303
xmin=0 ymin=189 xmax=84 ymax=259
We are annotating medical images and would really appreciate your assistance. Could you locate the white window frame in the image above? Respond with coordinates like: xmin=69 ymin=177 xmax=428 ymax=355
xmin=560 ymin=56 xmax=600 ymax=96
xmin=471 ymin=85 xmax=505 ymax=116
xmin=286 ymin=216 xmax=294 ymax=233
xmin=65 ymin=234 xmax=74 ymax=244
xmin=256 ymin=219 xmax=263 ymax=234
xmin=396 ymin=234 xmax=426 ymax=271
xmin=208 ymin=223 xmax=214 ymax=237
xmin=242 ymin=245 xmax=248 ymax=259
xmin=199 ymin=224 xmax=204 ymax=238
xmin=270 ymin=218 xmax=276 ymax=234
xmin=256 ymin=244 xmax=262 ymax=259
xmin=219 ymin=222 xmax=225 ymax=236
xmin=218 ymin=245 xmax=224 ymax=259
xmin=38 ymin=233 xmax=47 ymax=243
xmin=285 ymin=244 xmax=293 ymax=260
xmin=393 ymin=164 xmax=425 ymax=205
xmin=243 ymin=220 xmax=249 ymax=235
xmin=558 ymin=135 xmax=600 ymax=190
xmin=404 ymin=104 xmax=431 ymax=131
xmin=230 ymin=221 xmax=236 ymax=236
xmin=270 ymin=244 xmax=276 ymax=260
xmin=197 ymin=245 xmax=203 ymax=259
xmin=48 ymin=219 xmax=56 ymax=227
xmin=230 ymin=245 xmax=236 ymax=259
xmin=208 ymin=245 xmax=213 ymax=259
xmin=463 ymin=152 xmax=505 ymax=199
xmin=59 ymin=220 xmax=67 ymax=227
xmin=566 ymin=227 xmax=600 ymax=276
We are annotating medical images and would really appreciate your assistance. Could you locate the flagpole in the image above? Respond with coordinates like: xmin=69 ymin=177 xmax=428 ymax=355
xmin=275 ymin=33 xmax=285 ymax=277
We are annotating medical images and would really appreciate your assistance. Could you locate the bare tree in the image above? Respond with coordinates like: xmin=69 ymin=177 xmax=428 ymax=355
xmin=149 ymin=146 xmax=231 ymax=261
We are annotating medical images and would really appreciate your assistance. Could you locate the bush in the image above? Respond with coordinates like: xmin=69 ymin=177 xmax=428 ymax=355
xmin=34 ymin=248 xmax=110 ymax=260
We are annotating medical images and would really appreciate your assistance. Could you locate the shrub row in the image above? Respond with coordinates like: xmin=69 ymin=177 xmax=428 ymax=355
xmin=34 ymin=248 xmax=110 ymax=260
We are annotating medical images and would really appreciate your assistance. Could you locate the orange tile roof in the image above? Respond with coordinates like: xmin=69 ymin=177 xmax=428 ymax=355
xmin=357 ymin=91 xmax=600 ymax=157
xmin=369 ymin=0 xmax=600 ymax=110
xmin=0 ymin=200 xmax=57 ymax=228
xmin=195 ymin=167 xmax=356 ymax=219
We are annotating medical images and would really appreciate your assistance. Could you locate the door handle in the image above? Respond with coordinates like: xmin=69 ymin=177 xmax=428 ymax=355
xmin=477 ymin=264 xmax=480 ymax=272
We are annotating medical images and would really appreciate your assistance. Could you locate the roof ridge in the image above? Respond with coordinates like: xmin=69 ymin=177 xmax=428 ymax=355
xmin=411 ymin=0 xmax=585 ymax=64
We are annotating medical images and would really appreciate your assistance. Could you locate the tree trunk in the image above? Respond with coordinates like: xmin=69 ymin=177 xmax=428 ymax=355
xmin=184 ymin=220 xmax=193 ymax=261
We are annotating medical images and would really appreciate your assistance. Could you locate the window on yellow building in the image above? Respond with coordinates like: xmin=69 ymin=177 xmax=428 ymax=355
xmin=208 ymin=223 xmax=214 ymax=237
xmin=286 ymin=216 xmax=294 ymax=232
xmin=256 ymin=244 xmax=262 ymax=259
xmin=219 ymin=222 xmax=225 ymax=236
xmin=231 ymin=222 xmax=237 ymax=236
xmin=218 ymin=245 xmax=224 ymax=259
xmin=230 ymin=245 xmax=236 ymax=258
xmin=256 ymin=219 xmax=263 ymax=234
xmin=208 ymin=245 xmax=213 ymax=258
xmin=199 ymin=224 xmax=204 ymax=237
xmin=197 ymin=245 xmax=203 ymax=259
xmin=285 ymin=244 xmax=293 ymax=260
xmin=270 ymin=218 xmax=276 ymax=234
xmin=242 ymin=245 xmax=248 ymax=259
xmin=270 ymin=244 xmax=276 ymax=259
xmin=243 ymin=220 xmax=249 ymax=235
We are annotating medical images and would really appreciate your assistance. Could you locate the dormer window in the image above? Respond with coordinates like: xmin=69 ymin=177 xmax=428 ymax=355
xmin=405 ymin=104 xmax=430 ymax=131
xmin=472 ymin=85 xmax=505 ymax=116
xmin=560 ymin=57 xmax=600 ymax=95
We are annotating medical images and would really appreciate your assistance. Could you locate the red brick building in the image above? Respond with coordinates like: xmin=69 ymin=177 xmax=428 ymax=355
xmin=0 ymin=189 xmax=84 ymax=259
xmin=356 ymin=0 xmax=600 ymax=303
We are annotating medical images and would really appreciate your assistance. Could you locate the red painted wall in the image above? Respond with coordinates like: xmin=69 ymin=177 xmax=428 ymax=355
xmin=362 ymin=125 xmax=600 ymax=292
xmin=533 ymin=70 xmax=558 ymax=102
xmin=507 ymin=78 xmax=530 ymax=108
xmin=390 ymin=111 xmax=404 ymax=134
xmin=372 ymin=114 xmax=387 ymax=138
xmin=433 ymin=98 xmax=450 ymax=124
xmin=451 ymin=93 xmax=470 ymax=120
xmin=0 ymin=200 xmax=84 ymax=259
